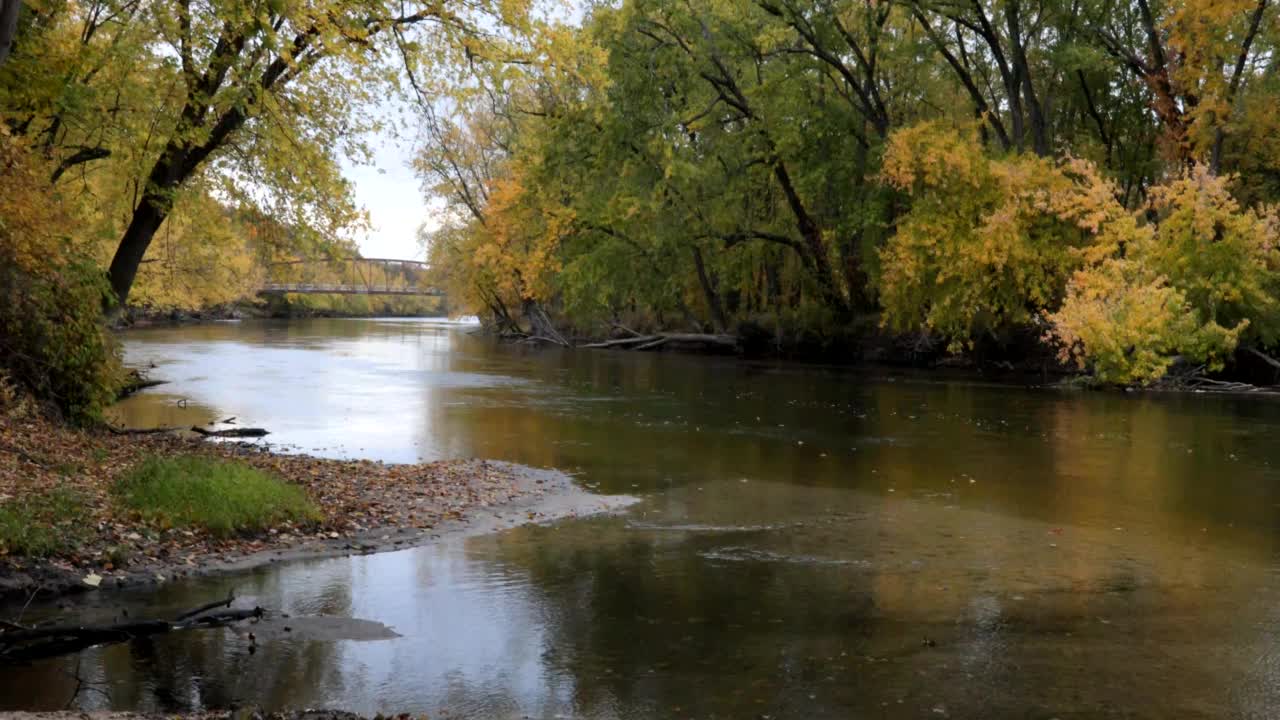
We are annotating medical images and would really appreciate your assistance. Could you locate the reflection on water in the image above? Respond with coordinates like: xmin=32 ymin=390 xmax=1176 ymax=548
xmin=8 ymin=318 xmax=1280 ymax=717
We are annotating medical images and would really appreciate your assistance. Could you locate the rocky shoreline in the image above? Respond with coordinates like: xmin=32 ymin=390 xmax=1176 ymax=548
xmin=0 ymin=412 xmax=635 ymax=603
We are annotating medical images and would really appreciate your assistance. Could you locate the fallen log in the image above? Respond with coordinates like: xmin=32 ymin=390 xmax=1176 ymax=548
xmin=116 ymin=369 xmax=168 ymax=400
xmin=104 ymin=425 xmax=185 ymax=435
xmin=581 ymin=334 xmax=662 ymax=349
xmin=0 ymin=596 xmax=262 ymax=663
xmin=582 ymin=333 xmax=737 ymax=351
xmin=191 ymin=426 xmax=270 ymax=438
xmin=174 ymin=595 xmax=234 ymax=621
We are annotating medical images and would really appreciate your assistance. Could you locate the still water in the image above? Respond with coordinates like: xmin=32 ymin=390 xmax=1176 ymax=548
xmin=6 ymin=318 xmax=1280 ymax=718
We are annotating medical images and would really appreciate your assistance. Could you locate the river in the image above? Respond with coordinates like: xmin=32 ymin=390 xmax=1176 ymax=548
xmin=5 ymin=317 xmax=1280 ymax=718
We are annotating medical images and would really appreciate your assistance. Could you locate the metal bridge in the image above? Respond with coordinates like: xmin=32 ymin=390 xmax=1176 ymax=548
xmin=259 ymin=257 xmax=444 ymax=297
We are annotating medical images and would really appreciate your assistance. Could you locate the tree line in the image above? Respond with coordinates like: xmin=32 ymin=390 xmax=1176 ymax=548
xmin=1 ymin=0 xmax=1277 ymax=421
xmin=417 ymin=0 xmax=1280 ymax=384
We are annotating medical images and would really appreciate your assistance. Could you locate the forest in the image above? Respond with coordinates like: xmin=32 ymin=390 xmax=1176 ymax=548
xmin=1 ymin=0 xmax=1279 ymax=422
xmin=418 ymin=0 xmax=1280 ymax=386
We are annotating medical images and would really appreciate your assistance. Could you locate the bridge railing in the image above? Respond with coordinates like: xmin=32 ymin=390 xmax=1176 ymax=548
xmin=259 ymin=282 xmax=443 ymax=297
xmin=259 ymin=257 xmax=442 ymax=297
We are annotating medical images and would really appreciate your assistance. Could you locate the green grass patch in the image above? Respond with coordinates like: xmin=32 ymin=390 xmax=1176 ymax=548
xmin=0 ymin=488 xmax=90 ymax=558
xmin=114 ymin=455 xmax=321 ymax=537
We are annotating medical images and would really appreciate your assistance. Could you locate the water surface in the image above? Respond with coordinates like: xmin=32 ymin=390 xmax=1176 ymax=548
xmin=5 ymin=318 xmax=1280 ymax=718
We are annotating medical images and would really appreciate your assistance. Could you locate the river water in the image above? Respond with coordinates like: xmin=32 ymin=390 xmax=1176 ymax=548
xmin=5 ymin=318 xmax=1280 ymax=718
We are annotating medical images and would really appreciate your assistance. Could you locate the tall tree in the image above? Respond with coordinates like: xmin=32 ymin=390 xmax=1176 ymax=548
xmin=100 ymin=0 xmax=527 ymax=305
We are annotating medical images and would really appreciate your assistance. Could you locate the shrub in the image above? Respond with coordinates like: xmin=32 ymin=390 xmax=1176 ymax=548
xmin=0 ymin=131 xmax=121 ymax=421
xmin=1048 ymin=166 xmax=1277 ymax=384
xmin=1048 ymin=259 xmax=1244 ymax=384
xmin=113 ymin=455 xmax=321 ymax=536
xmin=876 ymin=123 xmax=1125 ymax=351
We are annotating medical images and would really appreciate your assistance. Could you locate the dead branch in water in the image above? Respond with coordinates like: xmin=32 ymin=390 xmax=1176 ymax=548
xmin=190 ymin=426 xmax=270 ymax=438
xmin=1245 ymin=346 xmax=1280 ymax=371
xmin=581 ymin=335 xmax=659 ymax=349
xmin=117 ymin=369 xmax=167 ymax=400
xmin=104 ymin=425 xmax=185 ymax=435
xmin=1183 ymin=376 xmax=1263 ymax=393
xmin=1 ymin=595 xmax=262 ymax=663
xmin=582 ymin=333 xmax=737 ymax=351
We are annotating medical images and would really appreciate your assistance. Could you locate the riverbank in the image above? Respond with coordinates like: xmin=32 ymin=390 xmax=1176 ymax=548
xmin=115 ymin=301 xmax=450 ymax=329
xmin=501 ymin=319 xmax=1280 ymax=392
xmin=0 ymin=409 xmax=634 ymax=602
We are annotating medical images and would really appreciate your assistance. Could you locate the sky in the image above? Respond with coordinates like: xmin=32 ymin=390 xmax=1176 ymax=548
xmin=343 ymin=133 xmax=438 ymax=262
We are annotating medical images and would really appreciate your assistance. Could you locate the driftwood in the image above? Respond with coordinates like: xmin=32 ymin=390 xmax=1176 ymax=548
xmin=116 ymin=369 xmax=167 ymax=400
xmin=522 ymin=300 xmax=571 ymax=347
xmin=191 ymin=426 xmax=270 ymax=438
xmin=582 ymin=333 xmax=738 ymax=351
xmin=104 ymin=425 xmax=185 ymax=435
xmin=1245 ymin=346 xmax=1280 ymax=371
xmin=1 ymin=595 xmax=263 ymax=663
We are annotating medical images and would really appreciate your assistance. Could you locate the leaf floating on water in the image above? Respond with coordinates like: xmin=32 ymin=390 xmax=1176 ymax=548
xmin=82 ymin=572 xmax=102 ymax=587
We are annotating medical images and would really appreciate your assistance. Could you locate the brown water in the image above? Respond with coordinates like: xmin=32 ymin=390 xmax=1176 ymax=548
xmin=5 ymin=318 xmax=1280 ymax=718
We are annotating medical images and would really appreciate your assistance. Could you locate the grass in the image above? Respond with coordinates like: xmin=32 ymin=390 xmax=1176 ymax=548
xmin=114 ymin=455 xmax=321 ymax=537
xmin=0 ymin=488 xmax=90 ymax=558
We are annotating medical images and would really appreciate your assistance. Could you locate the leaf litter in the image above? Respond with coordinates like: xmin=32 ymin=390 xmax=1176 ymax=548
xmin=0 ymin=410 xmax=539 ymax=598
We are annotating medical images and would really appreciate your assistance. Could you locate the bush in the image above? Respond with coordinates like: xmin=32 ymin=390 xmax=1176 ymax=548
xmin=876 ymin=123 xmax=1126 ymax=351
xmin=0 ymin=489 xmax=90 ymax=558
xmin=0 ymin=131 xmax=121 ymax=421
xmin=114 ymin=455 xmax=321 ymax=536
xmin=1048 ymin=259 xmax=1243 ymax=384
xmin=1049 ymin=166 xmax=1277 ymax=384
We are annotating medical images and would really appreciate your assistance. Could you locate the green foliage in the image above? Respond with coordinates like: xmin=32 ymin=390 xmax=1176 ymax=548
xmin=0 ymin=252 xmax=122 ymax=421
xmin=114 ymin=455 xmax=321 ymax=537
xmin=411 ymin=0 xmax=1280 ymax=383
xmin=0 ymin=489 xmax=90 ymax=558
xmin=1142 ymin=168 xmax=1280 ymax=345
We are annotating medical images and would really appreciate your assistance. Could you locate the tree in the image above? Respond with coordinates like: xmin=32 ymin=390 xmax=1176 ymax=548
xmin=876 ymin=122 xmax=1130 ymax=348
xmin=0 ymin=0 xmax=19 ymax=67
xmin=103 ymin=0 xmax=530 ymax=305
xmin=0 ymin=0 xmax=532 ymax=306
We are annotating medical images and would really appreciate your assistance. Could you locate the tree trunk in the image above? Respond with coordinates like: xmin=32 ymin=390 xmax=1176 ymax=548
xmin=1005 ymin=0 xmax=1049 ymax=156
xmin=108 ymin=188 xmax=170 ymax=306
xmin=0 ymin=0 xmax=20 ymax=66
xmin=771 ymin=161 xmax=849 ymax=318
xmin=691 ymin=246 xmax=729 ymax=333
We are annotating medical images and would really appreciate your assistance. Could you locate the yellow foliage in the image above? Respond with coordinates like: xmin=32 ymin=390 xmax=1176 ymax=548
xmin=1048 ymin=165 xmax=1278 ymax=383
xmin=880 ymin=121 xmax=989 ymax=193
xmin=877 ymin=123 xmax=1128 ymax=350
xmin=0 ymin=131 xmax=121 ymax=419
xmin=437 ymin=162 xmax=570 ymax=319
xmin=0 ymin=132 xmax=75 ymax=270
xmin=1162 ymin=0 xmax=1261 ymax=158
xmin=122 ymin=193 xmax=265 ymax=312
xmin=1048 ymin=259 xmax=1243 ymax=384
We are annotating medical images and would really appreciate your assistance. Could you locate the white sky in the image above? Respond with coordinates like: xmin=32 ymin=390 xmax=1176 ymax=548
xmin=343 ymin=133 xmax=437 ymax=261
xmin=340 ymin=0 xmax=588 ymax=263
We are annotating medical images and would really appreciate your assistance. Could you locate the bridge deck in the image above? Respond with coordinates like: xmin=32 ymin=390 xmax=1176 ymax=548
xmin=259 ymin=283 xmax=443 ymax=297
